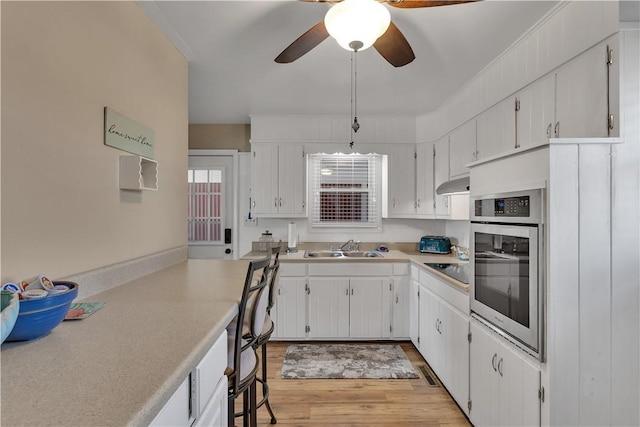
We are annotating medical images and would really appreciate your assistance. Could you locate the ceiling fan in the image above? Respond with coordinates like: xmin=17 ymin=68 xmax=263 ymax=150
xmin=275 ymin=0 xmax=478 ymax=67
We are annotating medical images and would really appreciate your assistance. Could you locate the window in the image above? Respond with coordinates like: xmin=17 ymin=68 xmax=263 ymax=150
xmin=308 ymin=153 xmax=383 ymax=228
xmin=187 ymin=169 xmax=223 ymax=243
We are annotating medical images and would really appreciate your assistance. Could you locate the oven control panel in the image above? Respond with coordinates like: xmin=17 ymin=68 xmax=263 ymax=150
xmin=475 ymin=196 xmax=530 ymax=217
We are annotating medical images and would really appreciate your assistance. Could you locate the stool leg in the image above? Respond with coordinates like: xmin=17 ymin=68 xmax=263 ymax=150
xmin=261 ymin=343 xmax=277 ymax=424
xmin=250 ymin=380 xmax=257 ymax=427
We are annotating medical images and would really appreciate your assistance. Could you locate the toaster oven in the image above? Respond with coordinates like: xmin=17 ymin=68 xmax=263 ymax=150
xmin=419 ymin=236 xmax=451 ymax=254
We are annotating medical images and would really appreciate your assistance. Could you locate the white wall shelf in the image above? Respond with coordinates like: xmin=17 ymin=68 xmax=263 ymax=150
xmin=119 ymin=155 xmax=158 ymax=191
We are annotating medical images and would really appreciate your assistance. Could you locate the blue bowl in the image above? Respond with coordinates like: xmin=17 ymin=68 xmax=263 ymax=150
xmin=1 ymin=291 xmax=20 ymax=343
xmin=5 ymin=281 xmax=78 ymax=342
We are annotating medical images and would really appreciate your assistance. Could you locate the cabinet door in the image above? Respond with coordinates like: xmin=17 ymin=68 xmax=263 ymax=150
xmin=308 ymin=278 xmax=349 ymax=338
xmin=498 ymin=342 xmax=541 ymax=427
xmin=277 ymin=144 xmax=305 ymax=215
xmin=274 ymin=277 xmax=307 ymax=339
xmin=477 ymin=97 xmax=516 ymax=160
xmin=469 ymin=322 xmax=501 ymax=427
xmin=517 ymin=73 xmax=555 ymax=149
xmin=388 ymin=144 xmax=416 ymax=217
xmin=194 ymin=376 xmax=227 ymax=427
xmin=252 ymin=145 xmax=279 ymax=215
xmin=409 ymin=279 xmax=420 ymax=348
xmin=392 ymin=276 xmax=410 ymax=338
xmin=349 ymin=278 xmax=388 ymax=338
xmin=446 ymin=304 xmax=470 ymax=415
xmin=556 ymin=35 xmax=614 ymax=138
xmin=434 ymin=138 xmax=450 ymax=217
xmin=419 ymin=287 xmax=441 ymax=374
xmin=150 ymin=375 xmax=193 ymax=427
xmin=415 ymin=142 xmax=435 ymax=217
xmin=449 ymin=121 xmax=476 ymax=178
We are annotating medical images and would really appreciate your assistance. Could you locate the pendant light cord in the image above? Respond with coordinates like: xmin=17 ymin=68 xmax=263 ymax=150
xmin=350 ymin=48 xmax=359 ymax=149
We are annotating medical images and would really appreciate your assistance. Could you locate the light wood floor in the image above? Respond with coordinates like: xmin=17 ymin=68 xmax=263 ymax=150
xmin=251 ymin=341 xmax=472 ymax=427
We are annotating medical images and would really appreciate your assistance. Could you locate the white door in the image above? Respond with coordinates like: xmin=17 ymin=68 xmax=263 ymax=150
xmin=274 ymin=277 xmax=307 ymax=339
xmin=349 ymin=278 xmax=387 ymax=338
xmin=308 ymin=278 xmax=350 ymax=338
xmin=188 ymin=153 xmax=235 ymax=259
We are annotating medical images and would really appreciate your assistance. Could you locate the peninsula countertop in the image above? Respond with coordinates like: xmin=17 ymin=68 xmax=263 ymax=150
xmin=1 ymin=259 xmax=250 ymax=427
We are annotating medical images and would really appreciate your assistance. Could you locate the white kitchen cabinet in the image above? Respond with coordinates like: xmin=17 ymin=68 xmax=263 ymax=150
xmin=251 ymin=143 xmax=305 ymax=217
xmin=434 ymin=137 xmax=451 ymax=218
xmin=469 ymin=320 xmax=541 ymax=427
xmin=307 ymin=276 xmax=390 ymax=339
xmin=152 ymin=331 xmax=228 ymax=427
xmin=449 ymin=120 xmax=477 ymax=178
xmin=415 ymin=142 xmax=435 ymax=217
xmin=150 ymin=375 xmax=192 ymax=427
xmin=476 ymin=97 xmax=516 ymax=161
xmin=555 ymin=34 xmax=619 ymax=138
xmin=416 ymin=265 xmax=471 ymax=415
xmin=392 ymin=272 xmax=410 ymax=339
xmin=387 ymin=144 xmax=417 ymax=217
xmin=516 ymin=73 xmax=556 ymax=149
xmin=194 ymin=376 xmax=227 ymax=427
xmin=273 ymin=277 xmax=307 ymax=339
xmin=409 ymin=268 xmax=420 ymax=348
xmin=307 ymin=278 xmax=350 ymax=338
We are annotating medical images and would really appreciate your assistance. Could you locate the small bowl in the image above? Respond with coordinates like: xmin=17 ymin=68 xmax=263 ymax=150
xmin=5 ymin=281 xmax=78 ymax=342
xmin=1 ymin=291 xmax=20 ymax=344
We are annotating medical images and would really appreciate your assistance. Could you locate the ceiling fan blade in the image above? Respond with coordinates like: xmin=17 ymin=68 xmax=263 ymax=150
xmin=275 ymin=21 xmax=330 ymax=63
xmin=373 ymin=21 xmax=415 ymax=67
xmin=385 ymin=0 xmax=478 ymax=8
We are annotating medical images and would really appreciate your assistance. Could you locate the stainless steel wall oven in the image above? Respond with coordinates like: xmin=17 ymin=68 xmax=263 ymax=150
xmin=470 ymin=189 xmax=544 ymax=359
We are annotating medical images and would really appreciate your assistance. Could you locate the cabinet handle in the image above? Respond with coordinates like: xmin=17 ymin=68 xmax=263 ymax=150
xmin=608 ymin=115 xmax=615 ymax=131
xmin=392 ymin=198 xmax=396 ymax=208
xmin=274 ymin=198 xmax=278 ymax=207
xmin=417 ymin=199 xmax=421 ymax=208
xmin=498 ymin=357 xmax=504 ymax=377
xmin=546 ymin=123 xmax=552 ymax=138
xmin=346 ymin=288 xmax=349 ymax=296
xmin=278 ymin=288 xmax=281 ymax=295
xmin=279 ymin=198 xmax=283 ymax=207
xmin=435 ymin=319 xmax=439 ymax=332
xmin=396 ymin=295 xmax=399 ymax=304
xmin=252 ymin=200 xmax=256 ymax=208
xmin=491 ymin=353 xmax=498 ymax=371
xmin=438 ymin=320 xmax=442 ymax=334
xmin=554 ymin=121 xmax=560 ymax=137
xmin=444 ymin=196 xmax=448 ymax=208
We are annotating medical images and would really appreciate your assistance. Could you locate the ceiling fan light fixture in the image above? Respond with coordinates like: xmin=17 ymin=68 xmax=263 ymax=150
xmin=324 ymin=0 xmax=391 ymax=52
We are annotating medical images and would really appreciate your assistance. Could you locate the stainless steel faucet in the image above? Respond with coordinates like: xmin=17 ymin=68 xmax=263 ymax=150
xmin=339 ymin=239 xmax=354 ymax=251
xmin=338 ymin=239 xmax=360 ymax=252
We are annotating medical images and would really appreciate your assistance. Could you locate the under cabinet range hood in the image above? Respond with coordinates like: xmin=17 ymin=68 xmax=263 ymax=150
xmin=436 ymin=176 xmax=470 ymax=195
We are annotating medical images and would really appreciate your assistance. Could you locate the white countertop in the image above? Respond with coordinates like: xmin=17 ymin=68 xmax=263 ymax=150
xmin=1 ymin=259 xmax=250 ymax=427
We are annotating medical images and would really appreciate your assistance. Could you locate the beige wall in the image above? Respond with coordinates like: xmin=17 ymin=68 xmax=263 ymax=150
xmin=189 ymin=124 xmax=251 ymax=152
xmin=1 ymin=2 xmax=188 ymax=282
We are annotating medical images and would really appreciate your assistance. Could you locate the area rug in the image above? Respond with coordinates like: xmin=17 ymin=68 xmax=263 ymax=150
xmin=281 ymin=343 xmax=419 ymax=379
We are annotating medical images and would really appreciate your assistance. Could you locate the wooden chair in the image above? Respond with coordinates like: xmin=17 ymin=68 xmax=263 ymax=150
xmin=226 ymin=256 xmax=271 ymax=427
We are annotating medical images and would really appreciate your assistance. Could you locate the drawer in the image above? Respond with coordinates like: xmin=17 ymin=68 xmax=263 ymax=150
xmin=280 ymin=263 xmax=306 ymax=277
xmin=308 ymin=263 xmax=392 ymax=276
xmin=392 ymin=263 xmax=410 ymax=276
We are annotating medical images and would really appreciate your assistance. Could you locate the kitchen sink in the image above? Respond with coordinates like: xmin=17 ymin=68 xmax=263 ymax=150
xmin=303 ymin=250 xmax=382 ymax=259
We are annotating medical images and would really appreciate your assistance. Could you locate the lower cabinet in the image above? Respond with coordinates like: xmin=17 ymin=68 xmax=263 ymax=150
xmin=151 ymin=330 xmax=228 ymax=427
xmin=411 ymin=263 xmax=470 ymax=416
xmin=307 ymin=277 xmax=391 ymax=339
xmin=469 ymin=320 xmax=541 ymax=427
xmin=272 ymin=262 xmax=409 ymax=340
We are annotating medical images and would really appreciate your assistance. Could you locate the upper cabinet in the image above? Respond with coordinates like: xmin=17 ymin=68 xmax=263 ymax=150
xmin=415 ymin=142 xmax=435 ymax=217
xmin=555 ymin=33 xmax=619 ymax=138
xmin=251 ymin=143 xmax=306 ymax=217
xmin=449 ymin=120 xmax=477 ymax=179
xmin=387 ymin=144 xmax=417 ymax=218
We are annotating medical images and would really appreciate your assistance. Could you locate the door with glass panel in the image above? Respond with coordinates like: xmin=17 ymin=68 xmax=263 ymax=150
xmin=187 ymin=155 xmax=234 ymax=259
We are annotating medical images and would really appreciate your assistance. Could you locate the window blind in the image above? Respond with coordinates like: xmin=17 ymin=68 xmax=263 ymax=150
xmin=308 ymin=153 xmax=382 ymax=228
xmin=187 ymin=169 xmax=223 ymax=242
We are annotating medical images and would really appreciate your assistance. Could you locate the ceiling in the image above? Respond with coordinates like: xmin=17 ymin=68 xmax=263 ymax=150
xmin=138 ymin=0 xmax=561 ymax=124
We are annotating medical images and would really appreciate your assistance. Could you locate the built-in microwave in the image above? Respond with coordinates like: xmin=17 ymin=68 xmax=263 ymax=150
xmin=470 ymin=189 xmax=544 ymax=359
